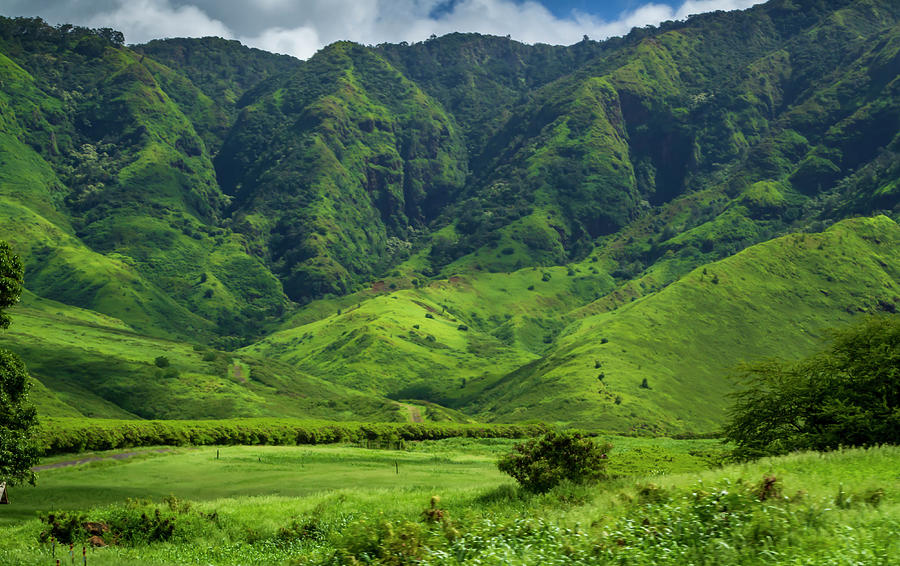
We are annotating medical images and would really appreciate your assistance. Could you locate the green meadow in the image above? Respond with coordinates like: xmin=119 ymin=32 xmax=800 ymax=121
xmin=0 ymin=440 xmax=897 ymax=565
xmin=0 ymin=4 xmax=898 ymax=565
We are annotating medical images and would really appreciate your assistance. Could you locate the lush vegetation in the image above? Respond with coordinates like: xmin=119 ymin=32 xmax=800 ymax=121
xmin=34 ymin=417 xmax=549 ymax=455
xmin=0 ymin=0 xmax=898 ymax=430
xmin=0 ymin=241 xmax=38 ymax=485
xmin=725 ymin=315 xmax=900 ymax=458
xmin=0 ymin=440 xmax=895 ymax=564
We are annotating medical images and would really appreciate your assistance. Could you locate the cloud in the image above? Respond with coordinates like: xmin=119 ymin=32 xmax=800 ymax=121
xmin=237 ymin=0 xmax=764 ymax=59
xmin=243 ymin=26 xmax=320 ymax=60
xmin=6 ymin=0 xmax=766 ymax=59
xmin=85 ymin=0 xmax=231 ymax=43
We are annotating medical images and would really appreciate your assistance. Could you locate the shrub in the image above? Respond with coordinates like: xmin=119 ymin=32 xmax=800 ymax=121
xmin=39 ymin=512 xmax=87 ymax=544
xmin=425 ymin=313 xmax=434 ymax=319
xmin=154 ymin=356 xmax=170 ymax=368
xmin=497 ymin=431 xmax=611 ymax=493
xmin=724 ymin=315 xmax=900 ymax=458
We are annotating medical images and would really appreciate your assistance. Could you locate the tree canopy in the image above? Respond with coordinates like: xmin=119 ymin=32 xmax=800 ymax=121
xmin=0 ymin=242 xmax=38 ymax=485
xmin=724 ymin=315 xmax=900 ymax=459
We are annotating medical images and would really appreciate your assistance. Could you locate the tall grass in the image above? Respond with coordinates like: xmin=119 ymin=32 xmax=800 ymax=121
xmin=0 ymin=442 xmax=895 ymax=565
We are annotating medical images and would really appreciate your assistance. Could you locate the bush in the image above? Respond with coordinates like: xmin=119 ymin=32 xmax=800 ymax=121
xmin=724 ymin=315 xmax=900 ymax=459
xmin=497 ymin=431 xmax=611 ymax=493
xmin=39 ymin=512 xmax=87 ymax=544
xmin=154 ymin=356 xmax=170 ymax=368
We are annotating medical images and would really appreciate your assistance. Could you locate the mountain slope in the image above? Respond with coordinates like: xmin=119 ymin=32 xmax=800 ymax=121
xmin=0 ymin=20 xmax=289 ymax=343
xmin=0 ymin=2 xmax=897 ymax=429
xmin=467 ymin=215 xmax=900 ymax=431
xmin=2 ymin=290 xmax=400 ymax=421
xmin=251 ymin=216 xmax=900 ymax=432
xmin=217 ymin=42 xmax=468 ymax=301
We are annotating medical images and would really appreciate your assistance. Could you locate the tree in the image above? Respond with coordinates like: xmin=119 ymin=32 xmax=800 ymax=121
xmin=0 ymin=242 xmax=39 ymax=485
xmin=497 ymin=431 xmax=611 ymax=493
xmin=724 ymin=315 xmax=900 ymax=459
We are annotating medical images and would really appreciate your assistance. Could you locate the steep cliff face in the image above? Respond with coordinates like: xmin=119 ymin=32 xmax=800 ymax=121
xmin=217 ymin=42 xmax=468 ymax=301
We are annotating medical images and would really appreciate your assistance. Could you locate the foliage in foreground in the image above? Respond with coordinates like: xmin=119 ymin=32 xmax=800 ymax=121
xmin=3 ymin=445 xmax=896 ymax=565
xmin=497 ymin=431 xmax=611 ymax=493
xmin=0 ymin=241 xmax=38 ymax=485
xmin=724 ymin=315 xmax=900 ymax=458
xmin=35 ymin=417 xmax=550 ymax=455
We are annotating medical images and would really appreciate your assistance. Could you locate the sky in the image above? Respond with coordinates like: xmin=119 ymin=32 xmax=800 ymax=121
xmin=0 ymin=0 xmax=765 ymax=59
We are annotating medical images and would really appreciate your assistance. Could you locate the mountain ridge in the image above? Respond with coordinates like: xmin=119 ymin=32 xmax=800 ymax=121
xmin=0 ymin=0 xmax=897 ymax=431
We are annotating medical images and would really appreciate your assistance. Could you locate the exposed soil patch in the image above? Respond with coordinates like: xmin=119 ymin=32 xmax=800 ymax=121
xmin=397 ymin=403 xmax=424 ymax=423
xmin=412 ymin=300 xmax=439 ymax=313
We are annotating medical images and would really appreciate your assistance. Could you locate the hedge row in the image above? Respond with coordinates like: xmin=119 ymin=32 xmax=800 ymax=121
xmin=36 ymin=418 xmax=551 ymax=455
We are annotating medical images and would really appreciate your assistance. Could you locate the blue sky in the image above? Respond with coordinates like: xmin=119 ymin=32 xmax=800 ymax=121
xmin=543 ymin=0 xmax=652 ymax=18
xmin=0 ymin=0 xmax=764 ymax=58
xmin=433 ymin=1 xmax=693 ymax=20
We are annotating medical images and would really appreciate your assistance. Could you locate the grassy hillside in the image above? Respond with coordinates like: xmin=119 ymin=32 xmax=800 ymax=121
xmin=250 ymin=216 xmax=899 ymax=433
xmin=465 ymin=216 xmax=900 ymax=431
xmin=1 ymin=291 xmax=399 ymax=421
xmin=245 ymin=262 xmax=615 ymax=402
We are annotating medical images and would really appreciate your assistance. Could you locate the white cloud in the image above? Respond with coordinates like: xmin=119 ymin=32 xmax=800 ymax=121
xmin=86 ymin=0 xmax=232 ymax=43
xmin=674 ymin=0 xmax=763 ymax=19
xmin=242 ymin=26 xmax=321 ymax=60
xmin=237 ymin=0 xmax=765 ymax=58
xmin=71 ymin=0 xmax=765 ymax=59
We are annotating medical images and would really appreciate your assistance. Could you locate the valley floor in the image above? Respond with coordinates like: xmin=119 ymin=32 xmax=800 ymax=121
xmin=0 ymin=439 xmax=896 ymax=565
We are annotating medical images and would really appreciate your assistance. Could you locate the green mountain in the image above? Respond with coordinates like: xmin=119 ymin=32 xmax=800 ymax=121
xmin=0 ymin=0 xmax=898 ymax=430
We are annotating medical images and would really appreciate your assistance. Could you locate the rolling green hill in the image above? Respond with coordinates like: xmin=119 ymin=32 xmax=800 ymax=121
xmin=0 ymin=0 xmax=898 ymax=429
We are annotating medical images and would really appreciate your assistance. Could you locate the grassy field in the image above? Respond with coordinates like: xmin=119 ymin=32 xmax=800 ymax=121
xmin=0 ymin=439 xmax=895 ymax=565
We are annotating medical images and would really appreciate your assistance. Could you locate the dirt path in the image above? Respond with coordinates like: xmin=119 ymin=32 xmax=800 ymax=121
xmin=405 ymin=404 xmax=424 ymax=423
xmin=32 ymin=449 xmax=172 ymax=471
xmin=392 ymin=401 xmax=424 ymax=423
